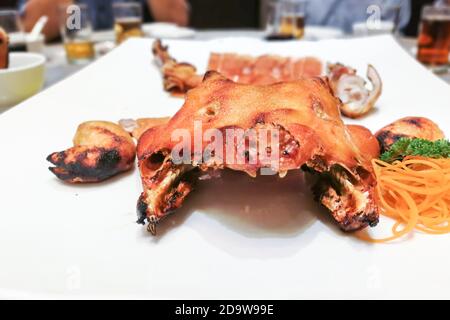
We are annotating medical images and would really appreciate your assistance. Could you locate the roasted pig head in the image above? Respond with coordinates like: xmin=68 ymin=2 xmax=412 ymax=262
xmin=137 ymin=72 xmax=380 ymax=235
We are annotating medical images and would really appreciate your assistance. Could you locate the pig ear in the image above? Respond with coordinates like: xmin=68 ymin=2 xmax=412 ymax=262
xmin=202 ymin=70 xmax=228 ymax=82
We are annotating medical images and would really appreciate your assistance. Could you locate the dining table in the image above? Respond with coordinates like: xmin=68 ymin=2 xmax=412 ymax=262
xmin=2 ymin=27 xmax=450 ymax=300
xmin=41 ymin=29 xmax=450 ymax=89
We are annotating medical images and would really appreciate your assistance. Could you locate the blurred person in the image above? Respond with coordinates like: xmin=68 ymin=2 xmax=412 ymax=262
xmin=189 ymin=0 xmax=260 ymax=29
xmin=404 ymin=0 xmax=450 ymax=36
xmin=18 ymin=0 xmax=189 ymax=40
xmin=189 ymin=0 xmax=411 ymax=34
xmin=404 ymin=0 xmax=433 ymax=36
xmin=305 ymin=0 xmax=411 ymax=33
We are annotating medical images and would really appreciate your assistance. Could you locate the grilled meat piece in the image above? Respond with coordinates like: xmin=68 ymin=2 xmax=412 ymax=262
xmin=47 ymin=121 xmax=136 ymax=183
xmin=137 ymin=72 xmax=380 ymax=235
xmin=152 ymin=39 xmax=203 ymax=95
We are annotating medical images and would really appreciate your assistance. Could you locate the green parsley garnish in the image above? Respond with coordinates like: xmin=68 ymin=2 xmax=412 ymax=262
xmin=380 ymin=138 xmax=450 ymax=163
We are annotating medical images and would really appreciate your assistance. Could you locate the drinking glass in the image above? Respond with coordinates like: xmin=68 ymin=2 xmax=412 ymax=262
xmin=279 ymin=0 xmax=307 ymax=39
xmin=417 ymin=5 xmax=450 ymax=66
xmin=59 ymin=4 xmax=95 ymax=64
xmin=113 ymin=2 xmax=144 ymax=44
xmin=0 ymin=10 xmax=26 ymax=51
xmin=265 ymin=0 xmax=306 ymax=40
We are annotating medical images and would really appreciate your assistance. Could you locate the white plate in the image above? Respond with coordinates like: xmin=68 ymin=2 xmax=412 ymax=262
xmin=0 ymin=36 xmax=449 ymax=299
xmin=143 ymin=22 xmax=196 ymax=39
xmin=305 ymin=26 xmax=344 ymax=40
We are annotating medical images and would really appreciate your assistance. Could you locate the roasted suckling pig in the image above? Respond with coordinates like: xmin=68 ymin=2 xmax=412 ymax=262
xmin=375 ymin=117 xmax=445 ymax=153
xmin=0 ymin=27 xmax=9 ymax=69
xmin=152 ymin=40 xmax=382 ymax=119
xmin=137 ymin=72 xmax=380 ymax=235
xmin=47 ymin=121 xmax=136 ymax=183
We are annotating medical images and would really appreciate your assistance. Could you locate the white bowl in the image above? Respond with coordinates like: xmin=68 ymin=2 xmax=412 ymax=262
xmin=0 ymin=53 xmax=46 ymax=111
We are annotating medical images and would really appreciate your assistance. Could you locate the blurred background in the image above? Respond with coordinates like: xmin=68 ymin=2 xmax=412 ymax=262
xmin=0 ymin=0 xmax=438 ymax=38
xmin=1 ymin=0 xmax=449 ymax=112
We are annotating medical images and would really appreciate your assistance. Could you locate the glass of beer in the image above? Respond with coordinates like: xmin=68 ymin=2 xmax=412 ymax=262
xmin=113 ymin=2 xmax=144 ymax=45
xmin=279 ymin=0 xmax=307 ymax=39
xmin=417 ymin=5 xmax=450 ymax=66
xmin=59 ymin=4 xmax=95 ymax=64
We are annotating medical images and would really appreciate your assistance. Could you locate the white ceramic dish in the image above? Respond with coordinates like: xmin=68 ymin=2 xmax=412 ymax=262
xmin=305 ymin=26 xmax=344 ymax=40
xmin=0 ymin=53 xmax=45 ymax=112
xmin=143 ymin=22 xmax=196 ymax=39
xmin=0 ymin=36 xmax=449 ymax=299
xmin=353 ymin=21 xmax=395 ymax=36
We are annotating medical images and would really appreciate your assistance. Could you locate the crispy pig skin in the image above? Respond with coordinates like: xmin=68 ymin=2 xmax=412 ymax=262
xmin=0 ymin=27 xmax=9 ymax=69
xmin=132 ymin=118 xmax=171 ymax=140
xmin=347 ymin=125 xmax=381 ymax=160
xmin=137 ymin=72 xmax=380 ymax=234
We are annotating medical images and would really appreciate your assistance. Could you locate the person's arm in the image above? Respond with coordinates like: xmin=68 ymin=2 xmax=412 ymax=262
xmin=20 ymin=0 xmax=73 ymax=41
xmin=147 ymin=0 xmax=190 ymax=26
xmin=388 ymin=0 xmax=411 ymax=30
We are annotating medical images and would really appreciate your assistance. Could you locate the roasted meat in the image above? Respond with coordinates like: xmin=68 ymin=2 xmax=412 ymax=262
xmin=375 ymin=117 xmax=445 ymax=153
xmin=47 ymin=121 xmax=136 ymax=183
xmin=137 ymin=72 xmax=380 ymax=234
xmin=152 ymin=40 xmax=203 ymax=95
xmin=347 ymin=125 xmax=381 ymax=160
xmin=119 ymin=117 xmax=171 ymax=140
xmin=328 ymin=63 xmax=382 ymax=119
xmin=0 ymin=27 xmax=9 ymax=69
xmin=207 ymin=53 xmax=323 ymax=85
xmin=152 ymin=39 xmax=323 ymax=95
xmin=152 ymin=41 xmax=382 ymax=120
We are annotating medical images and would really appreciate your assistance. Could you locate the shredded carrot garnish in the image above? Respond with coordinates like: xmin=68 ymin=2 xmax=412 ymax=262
xmin=357 ymin=156 xmax=450 ymax=243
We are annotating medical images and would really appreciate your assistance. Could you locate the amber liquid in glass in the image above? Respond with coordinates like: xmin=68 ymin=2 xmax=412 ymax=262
xmin=279 ymin=15 xmax=305 ymax=39
xmin=114 ymin=18 xmax=144 ymax=44
xmin=418 ymin=16 xmax=450 ymax=65
xmin=64 ymin=41 xmax=95 ymax=62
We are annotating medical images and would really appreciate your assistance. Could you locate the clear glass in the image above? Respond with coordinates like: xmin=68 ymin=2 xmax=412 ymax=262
xmin=113 ymin=2 xmax=144 ymax=44
xmin=265 ymin=0 xmax=306 ymax=40
xmin=382 ymin=4 xmax=402 ymax=34
xmin=417 ymin=5 xmax=450 ymax=66
xmin=0 ymin=10 xmax=26 ymax=50
xmin=265 ymin=1 xmax=282 ymax=36
xmin=279 ymin=0 xmax=307 ymax=39
xmin=59 ymin=4 xmax=95 ymax=64
xmin=0 ymin=10 xmax=22 ymax=33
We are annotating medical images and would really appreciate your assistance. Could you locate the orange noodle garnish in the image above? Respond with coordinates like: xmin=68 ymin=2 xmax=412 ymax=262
xmin=357 ymin=156 xmax=450 ymax=243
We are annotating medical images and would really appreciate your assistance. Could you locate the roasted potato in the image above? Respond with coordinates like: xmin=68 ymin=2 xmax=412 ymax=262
xmin=375 ymin=117 xmax=445 ymax=153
